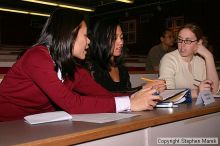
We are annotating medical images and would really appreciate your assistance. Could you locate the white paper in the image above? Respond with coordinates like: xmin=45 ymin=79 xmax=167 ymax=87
xmin=196 ymin=91 xmax=215 ymax=105
xmin=201 ymin=91 xmax=215 ymax=105
xmin=196 ymin=93 xmax=203 ymax=105
xmin=24 ymin=111 xmax=72 ymax=125
xmin=172 ymin=90 xmax=189 ymax=104
xmin=71 ymin=113 xmax=140 ymax=123
xmin=160 ymin=89 xmax=186 ymax=100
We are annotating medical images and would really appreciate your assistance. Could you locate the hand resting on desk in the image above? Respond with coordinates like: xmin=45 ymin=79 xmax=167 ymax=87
xmin=192 ymin=79 xmax=214 ymax=98
xmin=199 ymin=80 xmax=213 ymax=92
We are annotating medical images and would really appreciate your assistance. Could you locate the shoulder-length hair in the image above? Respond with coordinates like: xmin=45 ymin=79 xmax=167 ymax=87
xmin=89 ymin=18 xmax=125 ymax=70
xmin=180 ymin=23 xmax=208 ymax=47
xmin=35 ymin=8 xmax=85 ymax=80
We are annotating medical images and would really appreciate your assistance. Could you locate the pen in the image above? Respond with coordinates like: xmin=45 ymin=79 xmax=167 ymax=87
xmin=193 ymin=84 xmax=199 ymax=87
xmin=141 ymin=77 xmax=167 ymax=85
xmin=141 ymin=77 xmax=155 ymax=82
xmin=194 ymin=79 xmax=213 ymax=86
xmin=194 ymin=79 xmax=202 ymax=82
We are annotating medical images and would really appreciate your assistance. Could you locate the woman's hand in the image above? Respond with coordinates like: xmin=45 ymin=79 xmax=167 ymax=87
xmin=142 ymin=79 xmax=166 ymax=92
xmin=199 ymin=79 xmax=213 ymax=93
xmin=130 ymin=88 xmax=162 ymax=111
xmin=195 ymin=40 xmax=212 ymax=59
xmin=191 ymin=80 xmax=213 ymax=98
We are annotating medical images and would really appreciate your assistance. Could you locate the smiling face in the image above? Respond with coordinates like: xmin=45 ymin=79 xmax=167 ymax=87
xmin=72 ymin=21 xmax=90 ymax=60
xmin=177 ymin=28 xmax=198 ymax=57
xmin=112 ymin=25 xmax=124 ymax=57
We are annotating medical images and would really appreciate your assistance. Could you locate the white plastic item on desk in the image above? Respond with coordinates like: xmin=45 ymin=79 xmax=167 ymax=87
xmin=24 ymin=111 xmax=72 ymax=125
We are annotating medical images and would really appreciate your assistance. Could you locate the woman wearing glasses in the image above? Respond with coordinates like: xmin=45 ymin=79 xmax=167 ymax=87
xmin=159 ymin=23 xmax=219 ymax=98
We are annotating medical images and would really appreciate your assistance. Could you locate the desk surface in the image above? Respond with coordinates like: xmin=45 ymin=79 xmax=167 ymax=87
xmin=1 ymin=99 xmax=220 ymax=146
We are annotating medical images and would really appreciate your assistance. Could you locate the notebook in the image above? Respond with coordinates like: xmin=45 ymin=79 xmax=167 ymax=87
xmin=24 ymin=111 xmax=72 ymax=125
xmin=156 ymin=88 xmax=192 ymax=107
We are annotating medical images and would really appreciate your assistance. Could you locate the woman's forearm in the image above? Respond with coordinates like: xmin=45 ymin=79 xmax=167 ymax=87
xmin=204 ymin=53 xmax=219 ymax=94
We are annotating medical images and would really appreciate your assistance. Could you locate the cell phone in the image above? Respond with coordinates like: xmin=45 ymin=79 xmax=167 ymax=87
xmin=156 ymin=102 xmax=178 ymax=108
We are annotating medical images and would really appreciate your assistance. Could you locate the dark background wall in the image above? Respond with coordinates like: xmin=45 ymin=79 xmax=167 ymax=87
xmin=0 ymin=13 xmax=46 ymax=45
xmin=0 ymin=0 xmax=219 ymax=60
xmin=94 ymin=0 xmax=219 ymax=60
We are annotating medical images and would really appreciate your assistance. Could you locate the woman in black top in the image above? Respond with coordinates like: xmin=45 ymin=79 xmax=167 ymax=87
xmin=86 ymin=58 xmax=135 ymax=93
xmin=85 ymin=18 xmax=165 ymax=93
xmin=85 ymin=18 xmax=134 ymax=92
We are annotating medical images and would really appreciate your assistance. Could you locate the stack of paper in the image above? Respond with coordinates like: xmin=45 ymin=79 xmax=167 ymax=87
xmin=24 ymin=111 xmax=72 ymax=125
xmin=159 ymin=89 xmax=186 ymax=101
xmin=163 ymin=89 xmax=190 ymax=104
xmin=156 ymin=89 xmax=192 ymax=107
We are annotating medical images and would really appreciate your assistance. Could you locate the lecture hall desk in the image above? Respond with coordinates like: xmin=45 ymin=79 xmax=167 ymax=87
xmin=0 ymin=99 xmax=220 ymax=146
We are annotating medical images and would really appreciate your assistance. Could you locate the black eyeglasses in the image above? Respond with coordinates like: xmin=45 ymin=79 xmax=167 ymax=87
xmin=177 ymin=38 xmax=197 ymax=45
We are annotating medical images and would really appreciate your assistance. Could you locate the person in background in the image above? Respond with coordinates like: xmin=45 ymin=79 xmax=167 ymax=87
xmin=145 ymin=28 xmax=175 ymax=72
xmin=159 ymin=23 xmax=219 ymax=98
xmin=84 ymin=18 xmax=165 ymax=93
xmin=0 ymin=9 xmax=162 ymax=122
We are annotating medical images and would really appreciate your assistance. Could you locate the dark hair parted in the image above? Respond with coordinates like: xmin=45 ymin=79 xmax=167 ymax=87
xmin=180 ymin=23 xmax=208 ymax=47
xmin=35 ymin=8 xmax=85 ymax=80
xmin=161 ymin=28 xmax=173 ymax=38
xmin=89 ymin=18 xmax=124 ymax=70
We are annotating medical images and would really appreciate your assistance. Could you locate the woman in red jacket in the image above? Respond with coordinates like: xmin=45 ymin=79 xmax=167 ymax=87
xmin=0 ymin=9 xmax=162 ymax=121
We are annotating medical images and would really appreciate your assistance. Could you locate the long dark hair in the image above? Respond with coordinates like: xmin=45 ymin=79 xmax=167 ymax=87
xmin=35 ymin=8 xmax=84 ymax=80
xmin=89 ymin=18 xmax=124 ymax=70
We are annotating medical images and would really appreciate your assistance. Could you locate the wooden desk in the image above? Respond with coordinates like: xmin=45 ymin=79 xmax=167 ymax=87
xmin=1 ymin=99 xmax=220 ymax=146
